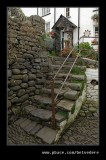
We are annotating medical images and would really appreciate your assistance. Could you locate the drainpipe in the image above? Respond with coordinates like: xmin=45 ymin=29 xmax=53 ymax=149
xmin=54 ymin=8 xmax=56 ymax=53
xmin=78 ymin=8 xmax=80 ymax=48
xmin=37 ymin=8 xmax=38 ymax=15
xmin=54 ymin=8 xmax=56 ymax=24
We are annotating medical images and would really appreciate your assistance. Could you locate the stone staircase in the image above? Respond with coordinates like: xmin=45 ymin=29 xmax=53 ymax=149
xmin=13 ymin=57 xmax=87 ymax=144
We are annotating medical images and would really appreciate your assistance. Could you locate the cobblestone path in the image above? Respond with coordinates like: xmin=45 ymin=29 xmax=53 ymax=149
xmin=8 ymin=110 xmax=99 ymax=145
xmin=58 ymin=111 xmax=99 ymax=145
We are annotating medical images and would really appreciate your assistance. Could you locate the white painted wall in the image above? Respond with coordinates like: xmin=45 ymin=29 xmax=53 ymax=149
xmin=21 ymin=7 xmax=99 ymax=48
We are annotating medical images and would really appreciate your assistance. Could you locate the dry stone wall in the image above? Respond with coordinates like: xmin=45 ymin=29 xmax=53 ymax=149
xmin=8 ymin=9 xmax=51 ymax=122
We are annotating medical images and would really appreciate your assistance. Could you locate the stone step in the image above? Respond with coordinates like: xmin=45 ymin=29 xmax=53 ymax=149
xmin=64 ymin=90 xmax=78 ymax=100
xmin=53 ymin=57 xmax=76 ymax=62
xmin=30 ymin=108 xmax=52 ymax=121
xmin=53 ymin=73 xmax=86 ymax=81
xmin=14 ymin=118 xmax=43 ymax=135
xmin=45 ymin=80 xmax=82 ymax=91
xmin=30 ymin=95 xmax=52 ymax=105
xmin=52 ymin=61 xmax=74 ymax=65
xmin=24 ymin=105 xmax=37 ymax=113
xmin=57 ymin=99 xmax=75 ymax=112
xmin=41 ymin=88 xmax=67 ymax=97
xmin=71 ymin=74 xmax=86 ymax=81
xmin=41 ymin=88 xmax=78 ymax=101
xmin=51 ymin=65 xmax=86 ymax=72
xmin=36 ymin=126 xmax=57 ymax=144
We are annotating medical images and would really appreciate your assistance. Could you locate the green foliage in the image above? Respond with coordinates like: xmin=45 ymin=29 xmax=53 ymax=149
xmin=71 ymin=67 xmax=85 ymax=75
xmin=71 ymin=105 xmax=75 ymax=114
xmin=57 ymin=110 xmax=68 ymax=119
xmin=48 ymin=50 xmax=57 ymax=57
xmin=91 ymin=14 xmax=99 ymax=20
xmin=42 ymin=33 xmax=54 ymax=51
xmin=76 ymin=42 xmax=95 ymax=57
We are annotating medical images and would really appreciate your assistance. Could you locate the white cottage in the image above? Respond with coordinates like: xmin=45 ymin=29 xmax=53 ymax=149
xmin=36 ymin=7 xmax=99 ymax=52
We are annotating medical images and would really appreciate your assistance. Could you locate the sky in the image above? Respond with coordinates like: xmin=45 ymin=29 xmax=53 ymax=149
xmin=21 ymin=8 xmax=37 ymax=16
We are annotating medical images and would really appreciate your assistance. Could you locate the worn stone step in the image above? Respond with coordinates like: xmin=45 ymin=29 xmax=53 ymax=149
xmin=30 ymin=108 xmax=52 ymax=121
xmin=30 ymin=95 xmax=52 ymax=105
xmin=64 ymin=90 xmax=78 ymax=100
xmin=53 ymin=73 xmax=85 ymax=81
xmin=14 ymin=118 xmax=43 ymax=135
xmin=23 ymin=121 xmax=37 ymax=132
xmin=14 ymin=118 xmax=27 ymax=125
xmin=30 ymin=124 xmax=42 ymax=135
xmin=24 ymin=105 xmax=37 ymax=113
xmin=55 ymin=112 xmax=66 ymax=122
xmin=41 ymin=88 xmax=67 ymax=96
xmin=36 ymin=126 xmax=57 ymax=144
xmin=51 ymin=64 xmax=86 ymax=72
xmin=52 ymin=57 xmax=76 ymax=62
xmin=71 ymin=74 xmax=86 ymax=81
xmin=45 ymin=80 xmax=82 ymax=91
xmin=57 ymin=99 xmax=75 ymax=112
xmin=52 ymin=61 xmax=74 ymax=65
xmin=20 ymin=119 xmax=32 ymax=129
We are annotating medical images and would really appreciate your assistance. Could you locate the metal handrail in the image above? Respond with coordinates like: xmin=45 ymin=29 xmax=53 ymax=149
xmin=54 ymin=49 xmax=82 ymax=101
xmin=50 ymin=35 xmax=99 ymax=129
xmin=53 ymin=36 xmax=83 ymax=80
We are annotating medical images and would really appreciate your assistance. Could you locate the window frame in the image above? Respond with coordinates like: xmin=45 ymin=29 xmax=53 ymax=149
xmin=66 ymin=8 xmax=70 ymax=17
xmin=42 ymin=8 xmax=50 ymax=16
xmin=94 ymin=26 xmax=99 ymax=37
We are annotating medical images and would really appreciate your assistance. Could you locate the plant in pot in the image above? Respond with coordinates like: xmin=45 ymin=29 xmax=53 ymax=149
xmin=91 ymin=38 xmax=98 ymax=45
xmin=91 ymin=14 xmax=99 ymax=22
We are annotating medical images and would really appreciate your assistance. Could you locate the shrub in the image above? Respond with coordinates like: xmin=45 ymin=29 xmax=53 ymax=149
xmin=76 ymin=42 xmax=94 ymax=56
xmin=48 ymin=50 xmax=57 ymax=57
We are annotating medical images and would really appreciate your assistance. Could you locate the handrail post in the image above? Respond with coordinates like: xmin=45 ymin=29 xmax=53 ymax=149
xmin=50 ymin=78 xmax=56 ymax=129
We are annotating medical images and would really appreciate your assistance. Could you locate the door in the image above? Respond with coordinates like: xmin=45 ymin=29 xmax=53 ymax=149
xmin=61 ymin=31 xmax=64 ymax=50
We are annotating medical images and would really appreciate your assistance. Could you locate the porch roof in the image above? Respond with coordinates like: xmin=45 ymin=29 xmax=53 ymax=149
xmin=52 ymin=14 xmax=77 ymax=30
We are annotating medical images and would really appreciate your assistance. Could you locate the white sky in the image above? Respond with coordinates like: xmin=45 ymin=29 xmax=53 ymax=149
xmin=21 ymin=8 xmax=37 ymax=16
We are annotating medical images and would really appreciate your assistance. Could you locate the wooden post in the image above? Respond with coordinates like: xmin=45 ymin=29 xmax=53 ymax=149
xmin=51 ymin=79 xmax=56 ymax=129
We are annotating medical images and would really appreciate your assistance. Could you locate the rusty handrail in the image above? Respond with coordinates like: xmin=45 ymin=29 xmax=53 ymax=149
xmin=53 ymin=36 xmax=83 ymax=80
xmin=55 ymin=50 xmax=82 ymax=101
xmin=50 ymin=37 xmax=83 ymax=129
xmin=50 ymin=79 xmax=56 ymax=129
xmin=50 ymin=35 xmax=99 ymax=129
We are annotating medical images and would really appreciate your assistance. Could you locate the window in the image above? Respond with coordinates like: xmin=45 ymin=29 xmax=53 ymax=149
xmin=95 ymin=26 xmax=99 ymax=37
xmin=42 ymin=8 xmax=50 ymax=16
xmin=45 ymin=22 xmax=50 ymax=32
xmin=66 ymin=8 xmax=70 ymax=17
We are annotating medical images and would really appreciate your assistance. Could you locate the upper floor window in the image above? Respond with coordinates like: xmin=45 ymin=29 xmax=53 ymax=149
xmin=42 ymin=8 xmax=50 ymax=16
xmin=66 ymin=8 xmax=70 ymax=17
xmin=45 ymin=22 xmax=50 ymax=32
xmin=94 ymin=26 xmax=99 ymax=37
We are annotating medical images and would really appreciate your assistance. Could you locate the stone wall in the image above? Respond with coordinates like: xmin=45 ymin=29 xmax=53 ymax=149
xmin=79 ymin=69 xmax=98 ymax=117
xmin=8 ymin=11 xmax=51 ymax=122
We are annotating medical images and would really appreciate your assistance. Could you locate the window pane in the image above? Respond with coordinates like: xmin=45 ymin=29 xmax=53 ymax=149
xmin=66 ymin=8 xmax=70 ymax=17
xmin=46 ymin=22 xmax=50 ymax=32
xmin=42 ymin=8 xmax=50 ymax=16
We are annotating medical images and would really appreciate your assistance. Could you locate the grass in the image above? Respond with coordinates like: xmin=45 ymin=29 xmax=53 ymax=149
xmin=57 ymin=110 xmax=68 ymax=119
xmin=48 ymin=51 xmax=57 ymax=57
xmin=71 ymin=67 xmax=85 ymax=75
xmin=71 ymin=105 xmax=75 ymax=114
xmin=76 ymin=59 xmax=85 ymax=66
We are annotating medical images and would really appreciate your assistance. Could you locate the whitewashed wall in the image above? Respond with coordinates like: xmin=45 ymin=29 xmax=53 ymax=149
xmin=21 ymin=7 xmax=98 ymax=47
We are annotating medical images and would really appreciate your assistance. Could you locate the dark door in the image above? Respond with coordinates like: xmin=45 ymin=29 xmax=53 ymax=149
xmin=62 ymin=31 xmax=64 ymax=49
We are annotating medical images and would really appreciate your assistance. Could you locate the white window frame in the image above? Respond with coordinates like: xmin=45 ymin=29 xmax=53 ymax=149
xmin=45 ymin=22 xmax=50 ymax=33
xmin=66 ymin=8 xmax=70 ymax=17
xmin=42 ymin=8 xmax=50 ymax=16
